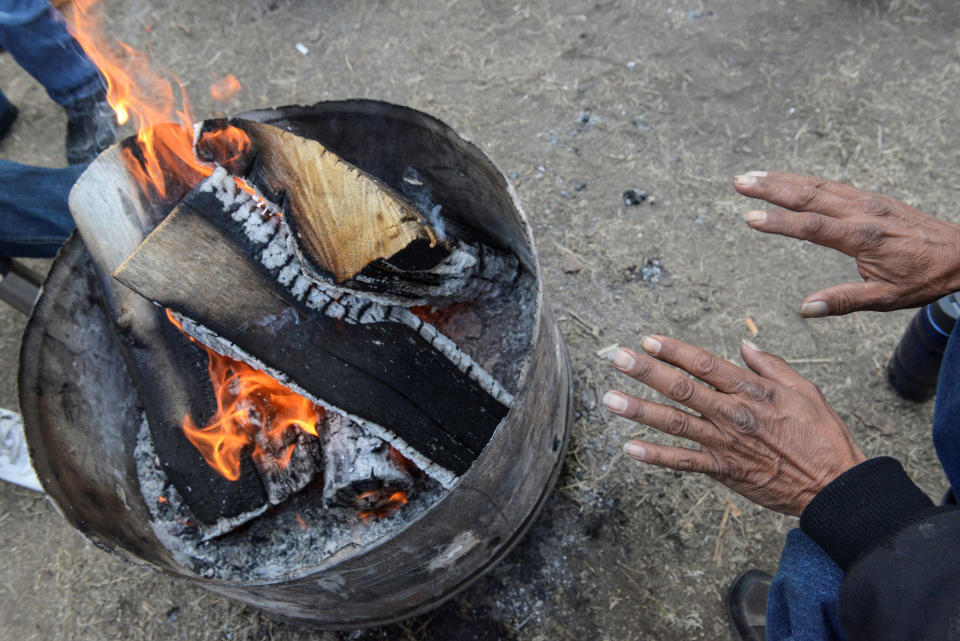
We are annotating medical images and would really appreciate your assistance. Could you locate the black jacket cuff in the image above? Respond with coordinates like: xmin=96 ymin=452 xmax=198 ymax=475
xmin=800 ymin=456 xmax=938 ymax=571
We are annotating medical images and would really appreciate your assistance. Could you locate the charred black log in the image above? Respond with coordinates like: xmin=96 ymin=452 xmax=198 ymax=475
xmin=113 ymin=179 xmax=511 ymax=487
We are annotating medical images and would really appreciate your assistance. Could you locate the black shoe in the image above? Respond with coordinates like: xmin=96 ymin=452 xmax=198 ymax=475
xmin=64 ymin=89 xmax=117 ymax=165
xmin=0 ymin=102 xmax=18 ymax=142
xmin=727 ymin=569 xmax=772 ymax=641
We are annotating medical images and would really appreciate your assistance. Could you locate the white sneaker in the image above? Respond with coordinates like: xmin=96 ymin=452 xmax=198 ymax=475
xmin=0 ymin=408 xmax=42 ymax=492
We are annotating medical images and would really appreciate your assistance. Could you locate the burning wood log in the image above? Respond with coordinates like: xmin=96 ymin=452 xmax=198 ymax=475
xmin=195 ymin=119 xmax=520 ymax=305
xmin=320 ymin=414 xmax=414 ymax=510
xmin=114 ymin=185 xmax=511 ymax=487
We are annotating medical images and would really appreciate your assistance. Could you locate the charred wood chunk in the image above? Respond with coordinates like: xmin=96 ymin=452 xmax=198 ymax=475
xmin=321 ymin=414 xmax=414 ymax=509
xmin=114 ymin=196 xmax=510 ymax=483
xmin=129 ymin=308 xmax=268 ymax=525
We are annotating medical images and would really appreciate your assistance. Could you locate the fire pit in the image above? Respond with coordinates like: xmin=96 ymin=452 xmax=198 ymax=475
xmin=18 ymin=100 xmax=571 ymax=628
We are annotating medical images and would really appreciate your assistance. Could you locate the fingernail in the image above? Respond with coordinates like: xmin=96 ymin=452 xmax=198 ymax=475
xmin=799 ymin=301 xmax=829 ymax=318
xmin=613 ymin=349 xmax=635 ymax=370
xmin=746 ymin=170 xmax=768 ymax=177
xmin=604 ymin=391 xmax=628 ymax=412
xmin=640 ymin=336 xmax=662 ymax=355
xmin=623 ymin=442 xmax=646 ymax=460
xmin=744 ymin=210 xmax=767 ymax=223
xmin=735 ymin=175 xmax=757 ymax=186
xmin=741 ymin=338 xmax=761 ymax=352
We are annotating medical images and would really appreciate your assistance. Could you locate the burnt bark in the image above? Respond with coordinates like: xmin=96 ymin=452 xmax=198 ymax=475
xmin=114 ymin=186 xmax=509 ymax=483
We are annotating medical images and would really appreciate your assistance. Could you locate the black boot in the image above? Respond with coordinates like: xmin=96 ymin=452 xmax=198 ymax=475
xmin=0 ymin=101 xmax=17 ymax=142
xmin=64 ymin=88 xmax=117 ymax=165
xmin=727 ymin=569 xmax=772 ymax=641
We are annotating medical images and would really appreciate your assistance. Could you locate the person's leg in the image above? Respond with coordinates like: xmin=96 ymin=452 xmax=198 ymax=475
xmin=0 ymin=159 xmax=83 ymax=258
xmin=0 ymin=0 xmax=103 ymax=106
xmin=933 ymin=323 xmax=960 ymax=494
xmin=0 ymin=0 xmax=116 ymax=163
xmin=765 ymin=529 xmax=847 ymax=641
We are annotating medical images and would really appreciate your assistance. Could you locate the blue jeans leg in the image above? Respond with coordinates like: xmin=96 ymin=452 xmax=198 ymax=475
xmin=933 ymin=322 xmax=960 ymax=493
xmin=0 ymin=159 xmax=83 ymax=258
xmin=0 ymin=0 xmax=104 ymax=106
xmin=766 ymin=529 xmax=847 ymax=641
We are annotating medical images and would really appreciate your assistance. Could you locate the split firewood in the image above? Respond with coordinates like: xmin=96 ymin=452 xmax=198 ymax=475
xmin=321 ymin=414 xmax=415 ymax=509
xmin=113 ymin=175 xmax=512 ymax=488
xmin=67 ymin=142 xmax=271 ymax=527
xmin=195 ymin=118 xmax=519 ymax=305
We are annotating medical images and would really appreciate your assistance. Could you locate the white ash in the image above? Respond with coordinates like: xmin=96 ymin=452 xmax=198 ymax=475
xmin=322 ymin=413 xmax=414 ymax=507
xmin=135 ymin=415 xmax=445 ymax=581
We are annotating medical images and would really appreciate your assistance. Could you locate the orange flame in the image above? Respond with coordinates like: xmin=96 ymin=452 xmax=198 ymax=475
xmin=66 ymin=0 xmax=250 ymax=200
xmin=358 ymin=489 xmax=409 ymax=522
xmin=166 ymin=310 xmax=322 ymax=481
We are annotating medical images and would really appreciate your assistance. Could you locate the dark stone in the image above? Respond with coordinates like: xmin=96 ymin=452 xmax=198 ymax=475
xmin=622 ymin=188 xmax=648 ymax=206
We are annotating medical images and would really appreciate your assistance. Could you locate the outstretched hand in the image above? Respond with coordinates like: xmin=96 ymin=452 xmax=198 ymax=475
xmin=606 ymin=336 xmax=866 ymax=516
xmin=735 ymin=171 xmax=960 ymax=317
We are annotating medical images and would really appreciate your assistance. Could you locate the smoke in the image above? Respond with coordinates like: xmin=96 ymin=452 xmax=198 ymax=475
xmin=401 ymin=167 xmax=447 ymax=241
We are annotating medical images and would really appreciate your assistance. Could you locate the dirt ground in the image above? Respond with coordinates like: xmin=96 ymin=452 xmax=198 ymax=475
xmin=2 ymin=0 xmax=959 ymax=638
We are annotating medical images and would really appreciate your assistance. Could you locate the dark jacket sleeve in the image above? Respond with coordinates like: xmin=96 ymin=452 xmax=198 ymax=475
xmin=800 ymin=456 xmax=960 ymax=641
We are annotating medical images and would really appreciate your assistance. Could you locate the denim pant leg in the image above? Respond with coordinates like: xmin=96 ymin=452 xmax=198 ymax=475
xmin=933 ymin=323 xmax=960 ymax=492
xmin=0 ymin=0 xmax=104 ymax=106
xmin=0 ymin=159 xmax=83 ymax=258
xmin=766 ymin=529 xmax=847 ymax=641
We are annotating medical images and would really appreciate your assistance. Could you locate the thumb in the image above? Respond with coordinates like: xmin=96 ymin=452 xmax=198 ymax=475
xmin=799 ymin=281 xmax=892 ymax=317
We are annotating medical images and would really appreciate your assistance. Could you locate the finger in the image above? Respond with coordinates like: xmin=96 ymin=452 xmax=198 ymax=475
xmin=799 ymin=280 xmax=894 ymax=317
xmin=603 ymin=390 xmax=721 ymax=445
xmin=611 ymin=347 xmax=724 ymax=417
xmin=623 ymin=439 xmax=719 ymax=475
xmin=744 ymin=208 xmax=860 ymax=256
xmin=739 ymin=340 xmax=804 ymax=388
xmin=739 ymin=171 xmax=865 ymax=200
xmin=734 ymin=172 xmax=859 ymax=219
xmin=636 ymin=334 xmax=760 ymax=395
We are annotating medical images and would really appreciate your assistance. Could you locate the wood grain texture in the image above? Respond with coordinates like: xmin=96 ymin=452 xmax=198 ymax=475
xmin=198 ymin=119 xmax=445 ymax=282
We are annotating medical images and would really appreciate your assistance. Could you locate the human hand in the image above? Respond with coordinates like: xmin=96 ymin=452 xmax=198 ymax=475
xmin=734 ymin=171 xmax=960 ymax=317
xmin=605 ymin=336 xmax=866 ymax=516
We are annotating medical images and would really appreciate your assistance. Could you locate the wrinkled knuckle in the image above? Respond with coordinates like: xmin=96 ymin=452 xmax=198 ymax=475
xmin=711 ymin=399 xmax=732 ymax=421
xmin=667 ymin=411 xmax=690 ymax=438
xmin=691 ymin=352 xmax=716 ymax=379
xmin=626 ymin=400 xmax=645 ymax=422
xmin=857 ymin=197 xmax=891 ymax=217
xmin=799 ymin=214 xmax=827 ymax=239
xmin=631 ymin=357 xmax=654 ymax=381
xmin=732 ymin=406 xmax=759 ymax=435
xmin=670 ymin=376 xmax=696 ymax=403
xmin=743 ymin=381 xmax=775 ymax=405
xmin=673 ymin=452 xmax=697 ymax=472
xmin=797 ymin=183 xmax=821 ymax=209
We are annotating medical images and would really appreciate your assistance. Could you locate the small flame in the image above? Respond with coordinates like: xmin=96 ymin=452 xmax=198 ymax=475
xmin=166 ymin=310 xmax=322 ymax=481
xmin=357 ymin=489 xmax=409 ymax=522
xmin=67 ymin=0 xmax=250 ymax=200
xmin=210 ymin=74 xmax=242 ymax=102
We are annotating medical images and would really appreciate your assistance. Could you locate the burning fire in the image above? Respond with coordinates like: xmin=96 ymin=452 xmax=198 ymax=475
xmin=66 ymin=0 xmax=249 ymax=200
xmin=357 ymin=489 xmax=409 ymax=523
xmin=167 ymin=310 xmax=322 ymax=481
